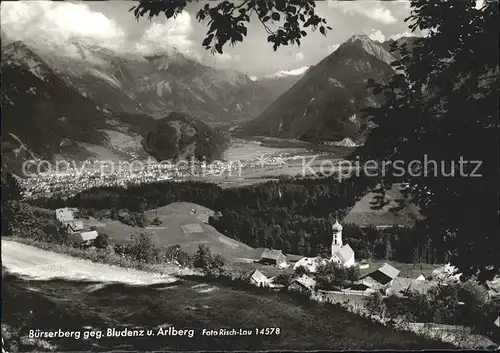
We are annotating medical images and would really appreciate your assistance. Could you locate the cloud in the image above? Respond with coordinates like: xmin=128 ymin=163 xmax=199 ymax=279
xmin=0 ymin=1 xmax=126 ymax=51
xmin=368 ymin=29 xmax=386 ymax=43
xmin=329 ymin=0 xmax=397 ymax=25
xmin=295 ymin=52 xmax=304 ymax=62
xmin=0 ymin=1 xmax=198 ymax=59
xmin=388 ymin=31 xmax=413 ymax=41
xmin=135 ymin=12 xmax=196 ymax=56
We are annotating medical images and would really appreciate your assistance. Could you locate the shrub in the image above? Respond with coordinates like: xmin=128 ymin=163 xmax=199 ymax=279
xmin=272 ymin=273 xmax=294 ymax=287
xmin=123 ymin=233 xmax=160 ymax=263
xmin=151 ymin=217 xmax=162 ymax=226
xmin=164 ymin=245 xmax=192 ymax=267
xmin=294 ymin=265 xmax=309 ymax=277
xmin=192 ymin=244 xmax=226 ymax=276
xmin=94 ymin=233 xmax=109 ymax=249
xmin=365 ymin=292 xmax=385 ymax=317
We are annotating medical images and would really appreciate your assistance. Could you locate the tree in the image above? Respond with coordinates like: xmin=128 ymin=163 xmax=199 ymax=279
xmin=354 ymin=0 xmax=499 ymax=279
xmin=346 ymin=265 xmax=360 ymax=284
xmin=365 ymin=292 xmax=386 ymax=318
xmin=294 ymin=265 xmax=309 ymax=276
xmin=94 ymin=233 xmax=109 ymax=249
xmin=130 ymin=0 xmax=331 ymax=53
xmin=272 ymin=273 xmax=293 ymax=286
xmin=124 ymin=232 xmax=160 ymax=263
xmin=192 ymin=244 xmax=226 ymax=275
xmin=315 ymin=261 xmax=348 ymax=289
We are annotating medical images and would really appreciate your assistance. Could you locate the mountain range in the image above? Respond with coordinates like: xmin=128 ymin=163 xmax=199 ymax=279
xmin=241 ymin=35 xmax=417 ymax=143
xmin=0 ymin=38 xmax=282 ymax=172
xmin=1 ymin=33 xmax=416 ymax=173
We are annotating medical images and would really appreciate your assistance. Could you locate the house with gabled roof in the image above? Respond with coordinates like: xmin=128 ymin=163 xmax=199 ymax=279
xmin=361 ymin=262 xmax=400 ymax=287
xmin=64 ymin=220 xmax=84 ymax=233
xmin=288 ymin=274 xmax=316 ymax=294
xmin=260 ymin=249 xmax=287 ymax=268
xmin=247 ymin=269 xmax=269 ymax=287
xmin=56 ymin=207 xmax=76 ymax=223
xmin=385 ymin=277 xmax=435 ymax=297
xmin=67 ymin=230 xmax=98 ymax=246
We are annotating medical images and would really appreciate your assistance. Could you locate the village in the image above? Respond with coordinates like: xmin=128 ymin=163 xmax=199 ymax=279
xmin=49 ymin=205 xmax=500 ymax=348
xmin=247 ymin=220 xmax=466 ymax=297
xmin=53 ymin=206 xmax=500 ymax=311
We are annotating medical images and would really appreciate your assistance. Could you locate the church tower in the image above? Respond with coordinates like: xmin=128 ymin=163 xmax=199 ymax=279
xmin=331 ymin=219 xmax=343 ymax=256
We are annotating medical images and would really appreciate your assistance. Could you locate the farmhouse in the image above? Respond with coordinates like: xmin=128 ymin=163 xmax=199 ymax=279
xmin=288 ymin=275 xmax=316 ymax=294
xmin=56 ymin=207 xmax=99 ymax=246
xmin=260 ymin=249 xmax=287 ymax=268
xmin=55 ymin=207 xmax=77 ymax=223
xmin=361 ymin=263 xmax=400 ymax=287
xmin=385 ymin=277 xmax=435 ymax=297
xmin=247 ymin=270 xmax=269 ymax=287
xmin=293 ymin=257 xmax=324 ymax=273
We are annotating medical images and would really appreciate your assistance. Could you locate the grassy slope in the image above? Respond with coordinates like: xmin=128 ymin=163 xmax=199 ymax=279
xmin=2 ymin=272 xmax=452 ymax=352
xmin=86 ymin=202 xmax=256 ymax=259
xmin=344 ymin=184 xmax=422 ymax=227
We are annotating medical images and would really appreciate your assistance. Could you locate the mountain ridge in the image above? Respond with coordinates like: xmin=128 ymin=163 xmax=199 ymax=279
xmin=240 ymin=35 xmax=415 ymax=143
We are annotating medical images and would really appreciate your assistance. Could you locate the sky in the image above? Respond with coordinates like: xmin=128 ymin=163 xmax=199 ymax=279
xmin=1 ymin=0 xmax=416 ymax=77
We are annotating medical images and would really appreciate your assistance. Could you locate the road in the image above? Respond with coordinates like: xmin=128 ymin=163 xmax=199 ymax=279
xmin=1 ymin=240 xmax=177 ymax=285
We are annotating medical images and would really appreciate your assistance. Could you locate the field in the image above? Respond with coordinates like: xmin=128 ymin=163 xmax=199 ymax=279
xmin=2 ymin=271 xmax=452 ymax=352
xmin=84 ymin=202 xmax=257 ymax=259
xmin=344 ymin=184 xmax=422 ymax=227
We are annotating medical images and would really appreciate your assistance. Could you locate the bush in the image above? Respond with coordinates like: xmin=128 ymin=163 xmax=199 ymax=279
xmin=294 ymin=265 xmax=309 ymax=276
xmin=192 ymin=244 xmax=226 ymax=276
xmin=151 ymin=217 xmax=162 ymax=226
xmin=272 ymin=273 xmax=294 ymax=287
xmin=365 ymin=292 xmax=385 ymax=318
xmin=164 ymin=245 xmax=192 ymax=267
xmin=123 ymin=233 xmax=160 ymax=263
xmin=315 ymin=261 xmax=349 ymax=290
xmin=94 ymin=233 xmax=109 ymax=249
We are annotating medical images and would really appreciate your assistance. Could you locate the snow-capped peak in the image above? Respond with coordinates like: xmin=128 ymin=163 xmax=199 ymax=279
xmin=343 ymin=34 xmax=396 ymax=65
xmin=264 ymin=66 xmax=310 ymax=79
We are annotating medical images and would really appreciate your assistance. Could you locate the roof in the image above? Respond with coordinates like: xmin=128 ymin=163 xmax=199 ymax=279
xmin=360 ymin=263 xmax=400 ymax=285
xmin=387 ymin=278 xmax=414 ymax=296
xmin=293 ymin=257 xmax=323 ymax=272
xmin=291 ymin=275 xmax=316 ymax=290
xmin=378 ymin=263 xmax=400 ymax=279
xmin=250 ymin=269 xmax=268 ymax=283
xmin=76 ymin=231 xmax=98 ymax=242
xmin=332 ymin=220 xmax=343 ymax=232
xmin=65 ymin=220 xmax=84 ymax=231
xmin=335 ymin=244 xmax=355 ymax=263
xmin=261 ymin=249 xmax=285 ymax=261
xmin=386 ymin=277 xmax=436 ymax=297
xmin=55 ymin=208 xmax=75 ymax=222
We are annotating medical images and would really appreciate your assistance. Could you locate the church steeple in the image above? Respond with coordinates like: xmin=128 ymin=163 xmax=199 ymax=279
xmin=331 ymin=219 xmax=343 ymax=256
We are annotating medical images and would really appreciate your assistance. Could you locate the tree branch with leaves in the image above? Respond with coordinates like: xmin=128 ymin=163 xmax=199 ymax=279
xmin=130 ymin=0 xmax=331 ymax=53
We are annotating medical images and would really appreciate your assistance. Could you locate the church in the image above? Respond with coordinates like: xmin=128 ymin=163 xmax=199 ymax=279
xmin=329 ymin=220 xmax=356 ymax=267
xmin=293 ymin=219 xmax=356 ymax=272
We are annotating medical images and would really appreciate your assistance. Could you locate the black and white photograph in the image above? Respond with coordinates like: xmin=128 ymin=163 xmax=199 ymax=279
xmin=1 ymin=0 xmax=499 ymax=352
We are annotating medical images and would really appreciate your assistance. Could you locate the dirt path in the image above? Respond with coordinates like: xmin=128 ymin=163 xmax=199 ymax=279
xmin=1 ymin=240 xmax=177 ymax=285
